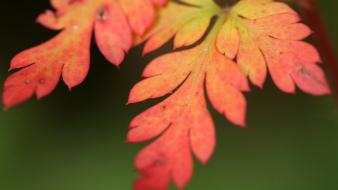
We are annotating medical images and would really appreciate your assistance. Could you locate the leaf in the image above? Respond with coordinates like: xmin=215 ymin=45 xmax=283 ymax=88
xmin=128 ymin=0 xmax=330 ymax=189
xmin=128 ymin=2 xmax=245 ymax=189
xmin=216 ymin=0 xmax=331 ymax=94
xmin=142 ymin=0 xmax=220 ymax=54
xmin=128 ymin=42 xmax=247 ymax=189
xmin=3 ymin=0 xmax=167 ymax=109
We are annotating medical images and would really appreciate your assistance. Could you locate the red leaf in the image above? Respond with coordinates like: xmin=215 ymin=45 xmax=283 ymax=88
xmin=3 ymin=0 xmax=166 ymax=109
xmin=216 ymin=0 xmax=331 ymax=94
xmin=128 ymin=3 xmax=247 ymax=187
xmin=128 ymin=0 xmax=330 ymax=189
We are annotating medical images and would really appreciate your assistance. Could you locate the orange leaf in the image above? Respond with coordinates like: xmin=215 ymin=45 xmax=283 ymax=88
xmin=128 ymin=0 xmax=330 ymax=189
xmin=142 ymin=0 xmax=220 ymax=54
xmin=217 ymin=0 xmax=331 ymax=94
xmin=3 ymin=0 xmax=166 ymax=109
xmin=128 ymin=7 xmax=247 ymax=189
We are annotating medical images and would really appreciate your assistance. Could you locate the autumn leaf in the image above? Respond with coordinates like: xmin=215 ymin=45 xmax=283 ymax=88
xmin=3 ymin=0 xmax=167 ymax=109
xmin=216 ymin=0 xmax=330 ymax=94
xmin=127 ymin=0 xmax=331 ymax=189
xmin=141 ymin=0 xmax=219 ymax=54
xmin=128 ymin=1 xmax=244 ymax=189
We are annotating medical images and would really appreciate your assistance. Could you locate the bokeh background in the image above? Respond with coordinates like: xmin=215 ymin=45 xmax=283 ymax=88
xmin=0 ymin=1 xmax=338 ymax=190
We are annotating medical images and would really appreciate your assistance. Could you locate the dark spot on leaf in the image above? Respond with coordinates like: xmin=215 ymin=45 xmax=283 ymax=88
xmin=97 ymin=8 xmax=108 ymax=20
xmin=298 ymin=67 xmax=312 ymax=79
xmin=154 ymin=157 xmax=166 ymax=166
xmin=214 ymin=0 xmax=238 ymax=7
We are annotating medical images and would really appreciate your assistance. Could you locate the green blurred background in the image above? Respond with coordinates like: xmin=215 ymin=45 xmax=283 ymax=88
xmin=0 ymin=1 xmax=338 ymax=190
